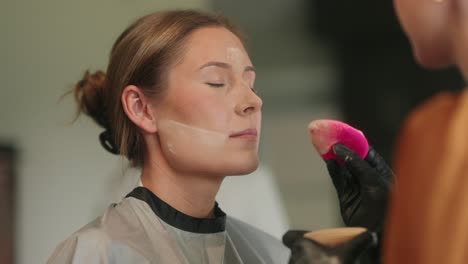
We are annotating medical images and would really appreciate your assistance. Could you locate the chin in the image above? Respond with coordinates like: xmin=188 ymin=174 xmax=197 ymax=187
xmin=416 ymin=53 xmax=451 ymax=70
xmin=413 ymin=42 xmax=452 ymax=70
xmin=225 ymin=158 xmax=259 ymax=176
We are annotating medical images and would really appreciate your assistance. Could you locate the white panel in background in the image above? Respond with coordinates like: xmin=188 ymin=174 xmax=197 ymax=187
xmin=1 ymin=1 xmax=209 ymax=263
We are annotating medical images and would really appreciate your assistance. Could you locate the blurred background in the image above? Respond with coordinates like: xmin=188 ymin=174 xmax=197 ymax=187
xmin=0 ymin=0 xmax=464 ymax=263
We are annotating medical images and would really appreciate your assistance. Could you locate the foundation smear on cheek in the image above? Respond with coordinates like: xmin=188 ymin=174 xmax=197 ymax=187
xmin=158 ymin=120 xmax=229 ymax=156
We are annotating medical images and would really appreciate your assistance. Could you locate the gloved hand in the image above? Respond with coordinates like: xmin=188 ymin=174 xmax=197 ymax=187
xmin=327 ymin=144 xmax=393 ymax=231
xmin=283 ymin=229 xmax=377 ymax=264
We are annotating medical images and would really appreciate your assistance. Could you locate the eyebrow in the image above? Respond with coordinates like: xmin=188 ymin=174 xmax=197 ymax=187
xmin=199 ymin=61 xmax=255 ymax=73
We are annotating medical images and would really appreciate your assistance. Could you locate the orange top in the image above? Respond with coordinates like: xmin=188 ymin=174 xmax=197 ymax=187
xmin=383 ymin=90 xmax=468 ymax=263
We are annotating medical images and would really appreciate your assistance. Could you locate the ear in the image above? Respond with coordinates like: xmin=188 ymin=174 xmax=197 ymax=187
xmin=121 ymin=85 xmax=157 ymax=133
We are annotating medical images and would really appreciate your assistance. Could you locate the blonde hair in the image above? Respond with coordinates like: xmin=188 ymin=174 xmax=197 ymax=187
xmin=74 ymin=10 xmax=243 ymax=167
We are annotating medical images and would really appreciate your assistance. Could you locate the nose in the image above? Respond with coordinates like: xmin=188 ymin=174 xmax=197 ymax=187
xmin=235 ymin=87 xmax=263 ymax=116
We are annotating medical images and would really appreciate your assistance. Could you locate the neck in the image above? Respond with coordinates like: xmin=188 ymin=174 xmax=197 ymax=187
xmin=140 ymin=152 xmax=224 ymax=219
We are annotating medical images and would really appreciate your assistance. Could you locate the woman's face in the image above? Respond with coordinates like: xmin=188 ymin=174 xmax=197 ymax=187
xmin=393 ymin=0 xmax=452 ymax=68
xmin=154 ymin=26 xmax=262 ymax=177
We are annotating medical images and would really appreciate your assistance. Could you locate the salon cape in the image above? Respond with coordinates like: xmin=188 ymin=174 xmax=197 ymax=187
xmin=47 ymin=187 xmax=290 ymax=264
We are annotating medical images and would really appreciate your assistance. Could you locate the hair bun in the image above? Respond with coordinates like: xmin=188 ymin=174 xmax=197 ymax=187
xmin=74 ymin=70 xmax=108 ymax=128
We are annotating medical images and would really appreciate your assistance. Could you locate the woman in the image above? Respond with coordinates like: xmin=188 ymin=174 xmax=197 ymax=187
xmin=48 ymin=10 xmax=288 ymax=263
xmin=48 ymin=10 xmax=389 ymax=264
xmin=384 ymin=0 xmax=468 ymax=263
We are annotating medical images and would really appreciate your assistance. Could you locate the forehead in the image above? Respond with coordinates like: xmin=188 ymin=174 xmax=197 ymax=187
xmin=180 ymin=26 xmax=251 ymax=66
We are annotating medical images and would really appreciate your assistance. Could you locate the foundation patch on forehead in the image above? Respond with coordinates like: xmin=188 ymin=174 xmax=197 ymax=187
xmin=226 ymin=47 xmax=243 ymax=64
xmin=226 ymin=47 xmax=253 ymax=89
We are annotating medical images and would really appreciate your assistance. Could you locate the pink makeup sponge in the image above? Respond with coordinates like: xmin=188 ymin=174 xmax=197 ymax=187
xmin=308 ymin=120 xmax=369 ymax=163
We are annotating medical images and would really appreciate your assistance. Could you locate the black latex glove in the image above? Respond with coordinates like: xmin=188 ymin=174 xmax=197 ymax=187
xmin=327 ymin=144 xmax=393 ymax=231
xmin=283 ymin=230 xmax=377 ymax=264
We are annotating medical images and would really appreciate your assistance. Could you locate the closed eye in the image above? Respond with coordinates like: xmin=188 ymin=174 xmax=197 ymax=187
xmin=206 ymin=82 xmax=225 ymax=87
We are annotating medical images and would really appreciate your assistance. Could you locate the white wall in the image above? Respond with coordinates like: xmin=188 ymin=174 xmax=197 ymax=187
xmin=1 ymin=1 xmax=208 ymax=263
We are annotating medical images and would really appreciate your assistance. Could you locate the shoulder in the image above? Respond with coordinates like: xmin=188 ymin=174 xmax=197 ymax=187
xmin=394 ymin=91 xmax=460 ymax=167
xmin=47 ymin=202 xmax=151 ymax=264
xmin=402 ymin=91 xmax=459 ymax=134
xmin=47 ymin=218 xmax=111 ymax=263
xmin=398 ymin=90 xmax=468 ymax=144
xmin=227 ymin=216 xmax=281 ymax=242
xmin=226 ymin=216 xmax=290 ymax=263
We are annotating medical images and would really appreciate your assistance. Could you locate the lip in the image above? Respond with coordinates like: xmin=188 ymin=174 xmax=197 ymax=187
xmin=230 ymin=128 xmax=258 ymax=138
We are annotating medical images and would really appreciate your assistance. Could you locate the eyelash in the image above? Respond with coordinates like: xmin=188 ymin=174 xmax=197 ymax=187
xmin=205 ymin=83 xmax=257 ymax=94
xmin=206 ymin=82 xmax=225 ymax=88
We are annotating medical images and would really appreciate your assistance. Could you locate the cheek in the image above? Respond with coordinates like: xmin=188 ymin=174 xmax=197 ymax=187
xmin=393 ymin=0 xmax=405 ymax=23
xmin=408 ymin=14 xmax=451 ymax=67
xmin=179 ymin=90 xmax=233 ymax=131
xmin=393 ymin=1 xmax=449 ymax=66
xmin=394 ymin=0 xmax=418 ymax=38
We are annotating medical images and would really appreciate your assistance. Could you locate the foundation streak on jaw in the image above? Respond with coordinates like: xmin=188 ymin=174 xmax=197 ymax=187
xmin=158 ymin=119 xmax=229 ymax=155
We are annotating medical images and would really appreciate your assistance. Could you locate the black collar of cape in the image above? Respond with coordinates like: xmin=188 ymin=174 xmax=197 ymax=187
xmin=126 ymin=187 xmax=226 ymax=234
